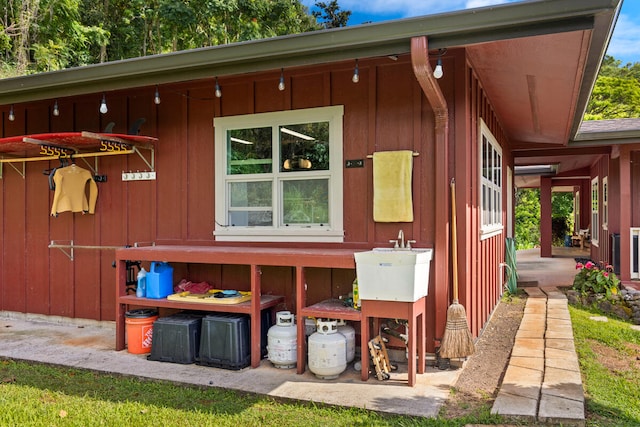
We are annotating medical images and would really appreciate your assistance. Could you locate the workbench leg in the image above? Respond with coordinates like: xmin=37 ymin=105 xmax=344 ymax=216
xmin=250 ymin=265 xmax=261 ymax=368
xmin=361 ymin=315 xmax=370 ymax=381
xmin=408 ymin=311 xmax=416 ymax=387
xmin=418 ymin=310 xmax=425 ymax=374
xmin=296 ymin=266 xmax=306 ymax=374
xmin=115 ymin=259 xmax=127 ymax=351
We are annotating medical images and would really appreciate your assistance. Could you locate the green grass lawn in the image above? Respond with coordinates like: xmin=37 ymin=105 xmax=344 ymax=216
xmin=0 ymin=359 xmax=501 ymax=427
xmin=0 ymin=303 xmax=637 ymax=426
xmin=569 ymin=305 xmax=640 ymax=427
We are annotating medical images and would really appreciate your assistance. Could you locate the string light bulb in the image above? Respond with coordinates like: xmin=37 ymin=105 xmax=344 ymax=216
xmin=352 ymin=59 xmax=359 ymax=83
xmin=433 ymin=57 xmax=443 ymax=79
xmin=8 ymin=105 xmax=15 ymax=121
xmin=154 ymin=86 xmax=161 ymax=105
xmin=53 ymin=100 xmax=60 ymax=116
xmin=215 ymin=77 xmax=222 ymax=98
xmin=99 ymin=94 xmax=108 ymax=114
xmin=278 ymin=69 xmax=285 ymax=91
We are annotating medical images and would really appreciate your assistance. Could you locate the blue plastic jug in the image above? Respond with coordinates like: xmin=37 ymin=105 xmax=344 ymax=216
xmin=146 ymin=262 xmax=174 ymax=299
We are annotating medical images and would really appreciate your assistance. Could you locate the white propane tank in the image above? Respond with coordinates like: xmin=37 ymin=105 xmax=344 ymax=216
xmin=336 ymin=319 xmax=356 ymax=363
xmin=308 ymin=319 xmax=347 ymax=379
xmin=267 ymin=311 xmax=297 ymax=369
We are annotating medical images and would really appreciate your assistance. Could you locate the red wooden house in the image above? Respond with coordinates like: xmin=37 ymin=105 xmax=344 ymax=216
xmin=0 ymin=0 xmax=627 ymax=371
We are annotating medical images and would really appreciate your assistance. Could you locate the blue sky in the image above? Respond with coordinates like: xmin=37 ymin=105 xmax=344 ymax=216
xmin=304 ymin=0 xmax=640 ymax=65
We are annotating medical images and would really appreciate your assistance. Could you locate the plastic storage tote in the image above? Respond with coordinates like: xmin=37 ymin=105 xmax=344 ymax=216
xmin=148 ymin=312 xmax=203 ymax=364
xmin=197 ymin=313 xmax=251 ymax=370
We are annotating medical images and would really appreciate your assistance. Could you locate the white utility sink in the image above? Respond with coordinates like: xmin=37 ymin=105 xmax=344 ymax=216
xmin=354 ymin=248 xmax=433 ymax=302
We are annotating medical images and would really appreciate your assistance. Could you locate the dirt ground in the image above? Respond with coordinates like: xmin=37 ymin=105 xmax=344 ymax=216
xmin=440 ymin=295 xmax=526 ymax=418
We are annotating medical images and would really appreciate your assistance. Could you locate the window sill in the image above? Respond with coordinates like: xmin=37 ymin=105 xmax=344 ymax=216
xmin=213 ymin=229 xmax=345 ymax=243
xmin=480 ymin=226 xmax=504 ymax=241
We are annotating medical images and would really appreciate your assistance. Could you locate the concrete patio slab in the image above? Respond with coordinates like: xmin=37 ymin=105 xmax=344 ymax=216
xmin=0 ymin=314 xmax=461 ymax=419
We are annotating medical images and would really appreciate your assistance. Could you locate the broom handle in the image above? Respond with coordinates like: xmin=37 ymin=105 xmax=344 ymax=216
xmin=451 ymin=178 xmax=459 ymax=302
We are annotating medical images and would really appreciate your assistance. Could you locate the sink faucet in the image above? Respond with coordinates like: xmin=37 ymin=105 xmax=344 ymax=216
xmin=389 ymin=229 xmax=415 ymax=249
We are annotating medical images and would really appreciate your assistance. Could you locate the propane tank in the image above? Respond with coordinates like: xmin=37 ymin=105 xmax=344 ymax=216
xmin=308 ymin=319 xmax=347 ymax=379
xmin=267 ymin=311 xmax=297 ymax=369
xmin=336 ymin=319 xmax=356 ymax=363
xmin=136 ymin=268 xmax=147 ymax=298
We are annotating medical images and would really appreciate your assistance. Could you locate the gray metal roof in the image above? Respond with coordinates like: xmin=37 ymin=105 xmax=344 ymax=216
xmin=571 ymin=118 xmax=640 ymax=146
xmin=0 ymin=0 xmax=621 ymax=110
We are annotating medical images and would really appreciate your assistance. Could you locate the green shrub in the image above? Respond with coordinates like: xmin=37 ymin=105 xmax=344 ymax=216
xmin=572 ymin=260 xmax=620 ymax=298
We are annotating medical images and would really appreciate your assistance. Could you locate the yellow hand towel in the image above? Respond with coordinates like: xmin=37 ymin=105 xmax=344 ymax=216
xmin=373 ymin=150 xmax=414 ymax=222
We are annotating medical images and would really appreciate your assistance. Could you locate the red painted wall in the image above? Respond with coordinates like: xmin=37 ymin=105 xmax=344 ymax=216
xmin=0 ymin=51 xmax=506 ymax=352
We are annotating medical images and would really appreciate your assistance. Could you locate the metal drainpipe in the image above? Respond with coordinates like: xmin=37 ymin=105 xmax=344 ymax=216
xmin=411 ymin=36 xmax=452 ymax=347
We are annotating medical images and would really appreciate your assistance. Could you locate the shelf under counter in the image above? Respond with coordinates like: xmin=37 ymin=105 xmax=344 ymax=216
xmin=299 ymin=299 xmax=361 ymax=322
xmin=118 ymin=294 xmax=284 ymax=314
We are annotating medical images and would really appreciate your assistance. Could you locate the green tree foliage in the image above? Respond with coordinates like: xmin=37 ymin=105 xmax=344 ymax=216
xmin=551 ymin=192 xmax=574 ymax=244
xmin=585 ymin=55 xmax=640 ymax=119
xmin=1 ymin=0 xmax=325 ymax=75
xmin=515 ymin=189 xmax=575 ymax=249
xmin=312 ymin=1 xmax=351 ymax=28
xmin=515 ymin=188 xmax=540 ymax=249
xmin=0 ymin=0 xmax=108 ymax=76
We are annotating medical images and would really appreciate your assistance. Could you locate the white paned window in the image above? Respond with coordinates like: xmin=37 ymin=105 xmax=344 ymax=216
xmin=479 ymin=119 xmax=503 ymax=239
xmin=591 ymin=176 xmax=599 ymax=246
xmin=214 ymin=106 xmax=344 ymax=242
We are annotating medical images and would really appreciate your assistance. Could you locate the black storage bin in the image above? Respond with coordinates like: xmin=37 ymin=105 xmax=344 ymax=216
xmin=148 ymin=312 xmax=203 ymax=364
xmin=259 ymin=308 xmax=272 ymax=357
xmin=197 ymin=313 xmax=251 ymax=370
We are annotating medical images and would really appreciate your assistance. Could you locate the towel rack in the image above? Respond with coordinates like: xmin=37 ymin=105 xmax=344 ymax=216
xmin=366 ymin=152 xmax=419 ymax=158
xmin=49 ymin=240 xmax=155 ymax=261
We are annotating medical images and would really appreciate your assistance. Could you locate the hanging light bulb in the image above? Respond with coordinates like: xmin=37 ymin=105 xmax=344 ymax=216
xmin=99 ymin=94 xmax=108 ymax=114
xmin=433 ymin=57 xmax=443 ymax=79
xmin=154 ymin=86 xmax=161 ymax=105
xmin=352 ymin=59 xmax=359 ymax=83
xmin=8 ymin=105 xmax=15 ymax=121
xmin=53 ymin=100 xmax=60 ymax=116
xmin=215 ymin=77 xmax=222 ymax=98
xmin=278 ymin=69 xmax=285 ymax=91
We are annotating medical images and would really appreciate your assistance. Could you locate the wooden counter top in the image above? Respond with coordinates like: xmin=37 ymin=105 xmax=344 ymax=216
xmin=116 ymin=245 xmax=360 ymax=269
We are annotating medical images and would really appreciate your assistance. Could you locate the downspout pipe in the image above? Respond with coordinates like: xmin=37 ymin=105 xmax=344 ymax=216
xmin=411 ymin=36 xmax=451 ymax=346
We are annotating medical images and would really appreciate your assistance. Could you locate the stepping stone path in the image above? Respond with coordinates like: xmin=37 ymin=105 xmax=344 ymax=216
xmin=491 ymin=287 xmax=585 ymax=426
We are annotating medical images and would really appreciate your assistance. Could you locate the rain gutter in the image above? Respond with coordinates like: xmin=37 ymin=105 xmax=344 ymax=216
xmin=0 ymin=0 xmax=619 ymax=105
xmin=411 ymin=36 xmax=450 ymax=344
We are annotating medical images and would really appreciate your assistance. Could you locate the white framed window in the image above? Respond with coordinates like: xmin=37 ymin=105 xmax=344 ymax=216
xmin=479 ymin=119 xmax=503 ymax=239
xmin=602 ymin=176 xmax=608 ymax=230
xmin=591 ymin=176 xmax=599 ymax=246
xmin=214 ymin=106 xmax=344 ymax=242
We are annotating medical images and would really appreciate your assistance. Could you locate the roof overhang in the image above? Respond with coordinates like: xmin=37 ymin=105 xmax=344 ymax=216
xmin=0 ymin=0 xmax=622 ymax=125
xmin=514 ymin=118 xmax=640 ymax=188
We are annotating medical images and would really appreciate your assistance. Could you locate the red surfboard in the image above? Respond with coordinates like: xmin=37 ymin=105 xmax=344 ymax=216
xmin=0 ymin=132 xmax=157 ymax=158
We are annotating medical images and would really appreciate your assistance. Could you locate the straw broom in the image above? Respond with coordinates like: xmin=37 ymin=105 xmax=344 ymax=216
xmin=439 ymin=178 xmax=475 ymax=359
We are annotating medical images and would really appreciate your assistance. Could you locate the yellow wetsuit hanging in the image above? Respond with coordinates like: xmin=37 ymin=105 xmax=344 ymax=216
xmin=50 ymin=164 xmax=98 ymax=216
